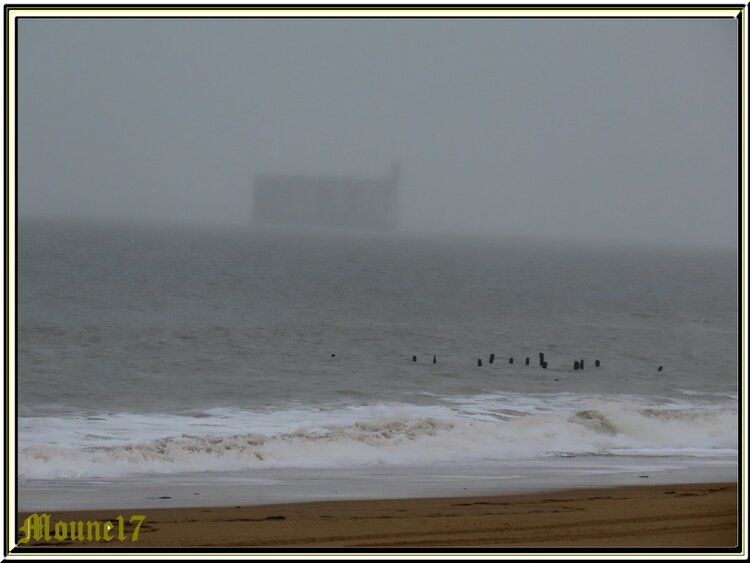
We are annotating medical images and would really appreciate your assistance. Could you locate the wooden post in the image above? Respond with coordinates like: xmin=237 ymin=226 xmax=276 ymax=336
xmin=489 ymin=353 xmax=495 ymax=364
xmin=433 ymin=355 xmax=437 ymax=364
xmin=478 ymin=359 xmax=483 ymax=367
xmin=412 ymin=355 xmax=417 ymax=362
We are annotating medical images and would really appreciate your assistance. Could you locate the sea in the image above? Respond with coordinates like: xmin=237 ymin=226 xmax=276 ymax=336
xmin=16 ymin=218 xmax=739 ymax=510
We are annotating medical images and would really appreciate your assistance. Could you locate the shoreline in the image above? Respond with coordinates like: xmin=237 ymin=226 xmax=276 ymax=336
xmin=19 ymin=456 xmax=738 ymax=513
xmin=16 ymin=482 xmax=738 ymax=549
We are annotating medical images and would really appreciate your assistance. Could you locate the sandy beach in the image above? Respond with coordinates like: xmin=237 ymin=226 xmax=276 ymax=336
xmin=15 ymin=482 xmax=738 ymax=549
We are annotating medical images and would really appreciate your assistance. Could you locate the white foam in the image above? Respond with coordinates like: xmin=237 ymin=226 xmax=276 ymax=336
xmin=19 ymin=393 xmax=738 ymax=480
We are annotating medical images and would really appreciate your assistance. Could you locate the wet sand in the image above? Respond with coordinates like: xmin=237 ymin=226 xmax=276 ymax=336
xmin=16 ymin=482 xmax=738 ymax=549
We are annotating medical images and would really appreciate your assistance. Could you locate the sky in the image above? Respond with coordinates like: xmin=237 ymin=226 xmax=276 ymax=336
xmin=17 ymin=16 xmax=739 ymax=248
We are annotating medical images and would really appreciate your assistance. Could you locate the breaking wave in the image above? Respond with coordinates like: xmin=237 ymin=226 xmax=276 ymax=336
xmin=19 ymin=395 xmax=737 ymax=479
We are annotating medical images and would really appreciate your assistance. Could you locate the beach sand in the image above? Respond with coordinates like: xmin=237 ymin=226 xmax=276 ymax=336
xmin=16 ymin=482 xmax=738 ymax=549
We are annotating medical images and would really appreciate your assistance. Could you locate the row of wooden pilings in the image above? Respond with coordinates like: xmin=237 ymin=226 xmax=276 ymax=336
xmin=407 ymin=353 xmax=663 ymax=371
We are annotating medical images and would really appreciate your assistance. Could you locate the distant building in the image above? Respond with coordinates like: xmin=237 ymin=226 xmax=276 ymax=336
xmin=252 ymin=164 xmax=399 ymax=231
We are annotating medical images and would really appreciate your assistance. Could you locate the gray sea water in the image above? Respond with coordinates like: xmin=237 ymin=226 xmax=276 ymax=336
xmin=17 ymin=218 xmax=739 ymax=509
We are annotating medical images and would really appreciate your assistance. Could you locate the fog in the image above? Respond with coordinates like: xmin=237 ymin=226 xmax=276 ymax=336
xmin=17 ymin=17 xmax=738 ymax=248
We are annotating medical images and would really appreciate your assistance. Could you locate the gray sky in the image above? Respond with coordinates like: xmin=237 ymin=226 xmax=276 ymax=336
xmin=18 ymin=17 xmax=738 ymax=248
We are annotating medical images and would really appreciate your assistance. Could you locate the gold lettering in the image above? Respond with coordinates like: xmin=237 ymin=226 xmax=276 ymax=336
xmin=53 ymin=521 xmax=68 ymax=541
xmin=115 ymin=515 xmax=125 ymax=541
xmin=41 ymin=513 xmax=52 ymax=541
xmin=69 ymin=521 xmax=85 ymax=541
xmin=18 ymin=514 xmax=38 ymax=544
xmin=102 ymin=521 xmax=113 ymax=541
xmin=18 ymin=514 xmax=53 ymax=544
xmin=86 ymin=521 xmax=101 ymax=541
xmin=19 ymin=514 xmax=146 ymax=544
xmin=129 ymin=515 xmax=145 ymax=541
